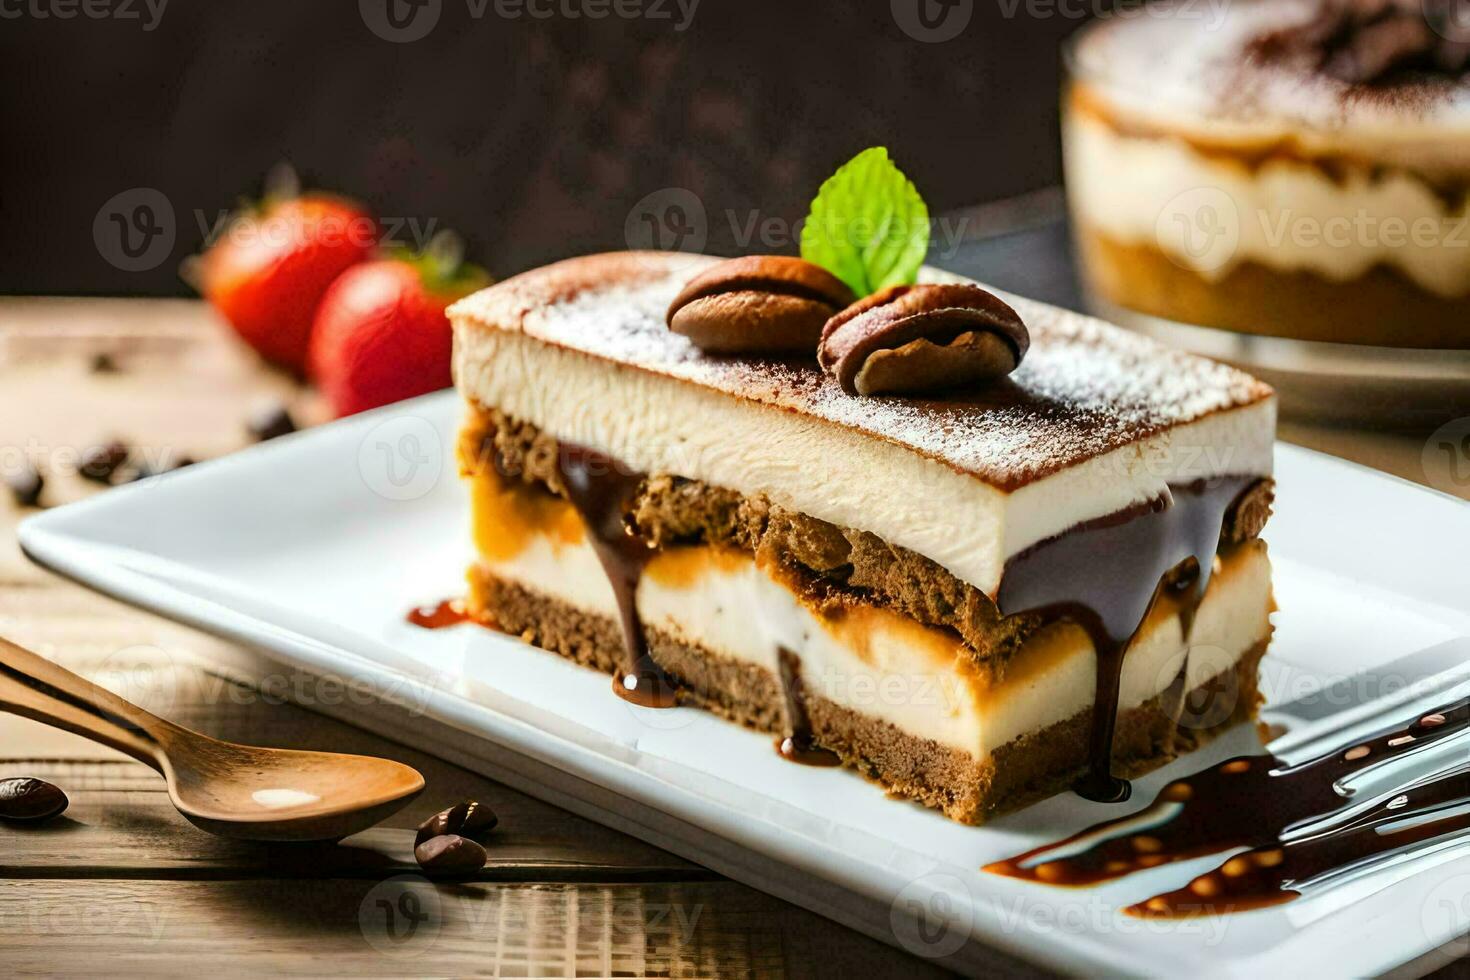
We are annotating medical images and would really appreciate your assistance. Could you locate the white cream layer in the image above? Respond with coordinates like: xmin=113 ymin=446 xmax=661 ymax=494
xmin=459 ymin=330 xmax=1274 ymax=598
xmin=480 ymin=533 xmax=1272 ymax=759
xmin=1065 ymin=111 xmax=1470 ymax=297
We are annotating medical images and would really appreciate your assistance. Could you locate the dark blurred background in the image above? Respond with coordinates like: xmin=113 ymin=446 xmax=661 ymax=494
xmin=0 ymin=0 xmax=1088 ymax=295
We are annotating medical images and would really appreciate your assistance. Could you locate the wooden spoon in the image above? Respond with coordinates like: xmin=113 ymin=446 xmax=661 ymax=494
xmin=0 ymin=635 xmax=424 ymax=841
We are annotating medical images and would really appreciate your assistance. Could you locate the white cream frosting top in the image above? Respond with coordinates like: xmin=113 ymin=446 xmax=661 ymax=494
xmin=451 ymin=252 xmax=1273 ymax=493
xmin=450 ymin=253 xmax=1276 ymax=597
xmin=1071 ymin=0 xmax=1470 ymax=176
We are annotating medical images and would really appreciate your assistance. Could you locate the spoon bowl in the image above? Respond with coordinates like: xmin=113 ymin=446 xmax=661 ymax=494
xmin=1 ymin=636 xmax=424 ymax=841
xmin=163 ymin=733 xmax=424 ymax=841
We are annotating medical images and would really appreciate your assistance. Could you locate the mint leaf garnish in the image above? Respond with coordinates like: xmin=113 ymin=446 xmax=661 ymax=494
xmin=800 ymin=147 xmax=930 ymax=298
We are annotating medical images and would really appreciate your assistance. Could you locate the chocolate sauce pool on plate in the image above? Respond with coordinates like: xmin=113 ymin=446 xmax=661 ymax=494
xmin=407 ymin=600 xmax=477 ymax=630
xmin=998 ymin=476 xmax=1258 ymax=802
xmin=986 ymin=699 xmax=1470 ymax=916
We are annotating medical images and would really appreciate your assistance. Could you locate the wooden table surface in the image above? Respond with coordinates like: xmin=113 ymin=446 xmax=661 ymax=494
xmin=1 ymin=298 xmax=1466 ymax=979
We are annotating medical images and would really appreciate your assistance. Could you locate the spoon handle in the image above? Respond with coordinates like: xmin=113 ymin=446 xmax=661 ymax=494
xmin=0 ymin=635 xmax=168 ymax=769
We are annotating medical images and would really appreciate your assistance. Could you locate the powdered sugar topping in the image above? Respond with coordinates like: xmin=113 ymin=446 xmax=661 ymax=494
xmin=451 ymin=253 xmax=1273 ymax=491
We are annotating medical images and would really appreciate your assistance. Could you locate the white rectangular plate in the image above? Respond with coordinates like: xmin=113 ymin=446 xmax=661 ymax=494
xmin=19 ymin=391 xmax=1470 ymax=977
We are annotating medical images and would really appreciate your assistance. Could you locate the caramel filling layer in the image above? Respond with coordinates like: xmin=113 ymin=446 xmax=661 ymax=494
xmin=463 ymin=452 xmax=1272 ymax=759
xmin=461 ymin=406 xmax=1272 ymax=798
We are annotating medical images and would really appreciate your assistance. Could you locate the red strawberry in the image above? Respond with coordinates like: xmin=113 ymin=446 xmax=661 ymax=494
xmin=308 ymin=239 xmax=490 ymax=418
xmin=200 ymin=193 xmax=377 ymax=373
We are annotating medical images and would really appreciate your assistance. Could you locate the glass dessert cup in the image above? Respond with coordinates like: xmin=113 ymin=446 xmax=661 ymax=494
xmin=1061 ymin=3 xmax=1470 ymax=426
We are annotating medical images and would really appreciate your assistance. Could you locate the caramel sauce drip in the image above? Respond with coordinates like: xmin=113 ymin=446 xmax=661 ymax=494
xmin=985 ymin=698 xmax=1470 ymax=916
xmin=997 ymin=477 xmax=1258 ymax=803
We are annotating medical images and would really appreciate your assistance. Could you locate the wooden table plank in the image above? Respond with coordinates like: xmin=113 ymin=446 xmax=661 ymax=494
xmin=0 ymin=740 xmax=708 ymax=881
xmin=0 ymin=639 xmax=707 ymax=878
xmin=0 ymin=879 xmax=947 ymax=978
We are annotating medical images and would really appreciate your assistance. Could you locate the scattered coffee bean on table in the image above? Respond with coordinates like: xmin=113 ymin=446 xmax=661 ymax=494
xmin=78 ymin=440 xmax=130 ymax=483
xmin=4 ymin=461 xmax=44 ymax=507
xmin=415 ymin=800 xmax=498 ymax=846
xmin=414 ymin=834 xmax=487 ymax=876
xmin=88 ymin=351 xmax=119 ymax=374
xmin=247 ymin=403 xmax=297 ymax=442
xmin=0 ymin=777 xmax=68 ymax=822
xmin=124 ymin=455 xmax=197 ymax=483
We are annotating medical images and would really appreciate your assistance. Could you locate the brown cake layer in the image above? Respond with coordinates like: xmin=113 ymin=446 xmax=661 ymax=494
xmin=1076 ymin=226 xmax=1470 ymax=350
xmin=462 ymin=404 xmax=1274 ymax=680
xmin=470 ymin=566 xmax=1269 ymax=823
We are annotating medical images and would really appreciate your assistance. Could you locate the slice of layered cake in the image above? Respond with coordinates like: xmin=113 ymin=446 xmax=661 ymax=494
xmin=448 ymin=251 xmax=1276 ymax=824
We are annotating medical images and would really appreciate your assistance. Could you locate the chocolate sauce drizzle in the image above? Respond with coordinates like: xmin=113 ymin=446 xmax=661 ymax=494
xmin=544 ymin=443 xmax=853 ymax=758
xmin=554 ymin=442 xmax=679 ymax=709
xmin=460 ymin=425 xmax=1265 ymax=793
xmin=985 ymin=698 xmax=1470 ymax=916
xmin=446 ymin=435 xmax=866 ymax=753
xmin=997 ymin=477 xmax=1258 ymax=802
xmin=775 ymin=648 xmax=841 ymax=767
xmin=550 ymin=444 xmax=850 ymax=753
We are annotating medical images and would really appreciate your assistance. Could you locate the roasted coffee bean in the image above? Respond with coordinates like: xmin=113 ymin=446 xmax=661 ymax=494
xmin=78 ymin=440 xmax=130 ymax=483
xmin=247 ymin=402 xmax=297 ymax=442
xmin=666 ymin=256 xmax=856 ymax=354
xmin=0 ymin=777 xmax=68 ymax=822
xmin=4 ymin=461 xmax=44 ymax=507
xmin=88 ymin=351 xmax=119 ymax=374
xmin=414 ymin=834 xmax=488 ymax=876
xmin=415 ymin=800 xmax=498 ymax=845
xmin=818 ymin=283 xmax=1029 ymax=396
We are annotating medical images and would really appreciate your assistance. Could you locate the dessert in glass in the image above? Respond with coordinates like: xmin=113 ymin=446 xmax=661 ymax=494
xmin=1064 ymin=0 xmax=1470 ymax=420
